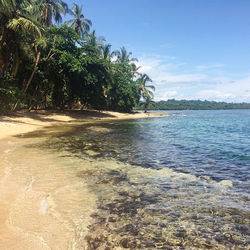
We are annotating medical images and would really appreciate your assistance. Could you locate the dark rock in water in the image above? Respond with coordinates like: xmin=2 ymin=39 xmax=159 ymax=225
xmin=119 ymin=238 xmax=130 ymax=248
xmin=118 ymin=191 xmax=129 ymax=197
xmin=121 ymin=223 xmax=134 ymax=232
xmin=174 ymin=228 xmax=187 ymax=238
xmin=108 ymin=216 xmax=116 ymax=222
xmin=85 ymin=234 xmax=107 ymax=249
xmin=108 ymin=170 xmax=120 ymax=176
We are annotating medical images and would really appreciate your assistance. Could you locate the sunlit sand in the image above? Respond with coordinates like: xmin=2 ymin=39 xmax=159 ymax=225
xmin=0 ymin=110 xmax=168 ymax=248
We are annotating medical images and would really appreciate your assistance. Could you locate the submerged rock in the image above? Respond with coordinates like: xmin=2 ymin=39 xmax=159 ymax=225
xmin=219 ymin=180 xmax=233 ymax=187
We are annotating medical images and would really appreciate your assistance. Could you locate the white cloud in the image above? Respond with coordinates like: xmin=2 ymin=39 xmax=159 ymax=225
xmin=195 ymin=64 xmax=224 ymax=71
xmin=136 ymin=54 xmax=250 ymax=103
xmin=194 ymin=90 xmax=236 ymax=101
xmin=156 ymin=90 xmax=179 ymax=101
xmin=137 ymin=56 xmax=206 ymax=84
xmin=208 ymin=77 xmax=250 ymax=102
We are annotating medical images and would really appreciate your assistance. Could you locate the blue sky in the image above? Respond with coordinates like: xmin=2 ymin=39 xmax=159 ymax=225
xmin=67 ymin=0 xmax=250 ymax=102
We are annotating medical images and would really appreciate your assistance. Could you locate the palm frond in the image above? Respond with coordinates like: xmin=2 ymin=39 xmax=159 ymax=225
xmin=147 ymin=90 xmax=154 ymax=97
xmin=131 ymin=57 xmax=138 ymax=62
xmin=67 ymin=2 xmax=92 ymax=36
xmin=146 ymin=84 xmax=155 ymax=91
xmin=7 ymin=17 xmax=42 ymax=38
xmin=59 ymin=0 xmax=68 ymax=13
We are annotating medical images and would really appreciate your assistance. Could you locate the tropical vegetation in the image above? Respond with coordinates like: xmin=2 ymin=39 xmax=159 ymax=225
xmin=134 ymin=99 xmax=250 ymax=110
xmin=136 ymin=74 xmax=155 ymax=112
xmin=0 ymin=0 xmax=155 ymax=113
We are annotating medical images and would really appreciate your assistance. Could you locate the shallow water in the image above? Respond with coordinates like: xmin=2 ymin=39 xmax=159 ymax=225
xmin=0 ymin=134 xmax=98 ymax=249
xmin=1 ymin=110 xmax=250 ymax=249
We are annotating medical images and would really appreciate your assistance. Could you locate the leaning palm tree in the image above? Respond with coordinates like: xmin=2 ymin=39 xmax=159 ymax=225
xmin=136 ymin=74 xmax=155 ymax=112
xmin=65 ymin=3 xmax=91 ymax=36
xmin=130 ymin=62 xmax=141 ymax=78
xmin=137 ymin=74 xmax=155 ymax=98
xmin=35 ymin=0 xmax=68 ymax=26
xmin=143 ymin=94 xmax=155 ymax=113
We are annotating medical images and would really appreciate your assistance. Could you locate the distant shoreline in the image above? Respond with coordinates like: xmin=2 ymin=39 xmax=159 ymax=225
xmin=135 ymin=99 xmax=250 ymax=111
xmin=142 ymin=108 xmax=250 ymax=111
xmin=0 ymin=110 xmax=169 ymax=140
xmin=145 ymin=108 xmax=250 ymax=110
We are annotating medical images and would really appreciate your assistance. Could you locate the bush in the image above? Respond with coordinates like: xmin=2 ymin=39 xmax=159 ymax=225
xmin=0 ymin=76 xmax=23 ymax=113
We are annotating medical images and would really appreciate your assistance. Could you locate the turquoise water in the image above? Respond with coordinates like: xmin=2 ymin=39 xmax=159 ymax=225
xmin=25 ymin=110 xmax=250 ymax=249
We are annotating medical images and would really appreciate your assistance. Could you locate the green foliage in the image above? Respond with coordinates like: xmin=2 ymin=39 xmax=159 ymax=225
xmin=134 ymin=99 xmax=250 ymax=111
xmin=0 ymin=75 xmax=23 ymax=112
xmin=107 ymin=63 xmax=140 ymax=112
xmin=136 ymin=73 xmax=155 ymax=112
xmin=65 ymin=3 xmax=92 ymax=36
xmin=0 ymin=0 xmax=154 ymax=114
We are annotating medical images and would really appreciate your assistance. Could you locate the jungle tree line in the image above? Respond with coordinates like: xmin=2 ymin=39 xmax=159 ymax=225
xmin=0 ymin=0 xmax=155 ymax=113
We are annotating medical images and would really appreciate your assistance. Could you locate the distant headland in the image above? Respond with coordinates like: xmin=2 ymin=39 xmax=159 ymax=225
xmin=135 ymin=99 xmax=250 ymax=110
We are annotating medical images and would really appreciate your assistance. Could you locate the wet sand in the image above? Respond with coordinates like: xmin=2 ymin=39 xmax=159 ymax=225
xmin=0 ymin=110 xmax=168 ymax=249
xmin=0 ymin=110 xmax=168 ymax=140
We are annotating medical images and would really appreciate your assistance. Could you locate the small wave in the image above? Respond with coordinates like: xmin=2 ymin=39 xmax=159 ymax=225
xmin=127 ymin=165 xmax=234 ymax=190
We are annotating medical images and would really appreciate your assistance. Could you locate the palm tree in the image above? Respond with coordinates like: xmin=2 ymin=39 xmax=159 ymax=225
xmin=137 ymin=74 xmax=155 ymax=98
xmin=136 ymin=74 xmax=155 ymax=112
xmin=114 ymin=46 xmax=138 ymax=64
xmin=84 ymin=30 xmax=106 ymax=57
xmin=143 ymin=94 xmax=155 ymax=113
xmin=130 ymin=62 xmax=140 ymax=79
xmin=36 ymin=0 xmax=68 ymax=26
xmin=0 ymin=0 xmax=42 ymax=40
xmin=0 ymin=0 xmax=42 ymax=76
xmin=86 ymin=30 xmax=105 ymax=48
xmin=100 ymin=44 xmax=117 ymax=61
xmin=65 ymin=3 xmax=91 ymax=36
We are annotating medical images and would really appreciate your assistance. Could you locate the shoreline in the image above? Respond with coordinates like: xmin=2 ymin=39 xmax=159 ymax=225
xmin=0 ymin=110 xmax=169 ymax=140
xmin=0 ymin=109 xmax=169 ymax=248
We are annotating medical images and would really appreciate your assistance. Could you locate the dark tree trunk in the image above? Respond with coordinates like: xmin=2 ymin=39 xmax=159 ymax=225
xmin=23 ymin=52 xmax=41 ymax=93
xmin=13 ymin=52 xmax=41 ymax=110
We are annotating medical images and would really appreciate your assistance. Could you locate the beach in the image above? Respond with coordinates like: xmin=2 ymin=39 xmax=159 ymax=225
xmin=0 ymin=110 xmax=168 ymax=249
xmin=0 ymin=110 xmax=249 ymax=249
xmin=0 ymin=110 xmax=169 ymax=140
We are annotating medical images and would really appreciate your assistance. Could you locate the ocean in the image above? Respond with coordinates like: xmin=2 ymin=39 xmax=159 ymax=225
xmin=2 ymin=109 xmax=249 ymax=249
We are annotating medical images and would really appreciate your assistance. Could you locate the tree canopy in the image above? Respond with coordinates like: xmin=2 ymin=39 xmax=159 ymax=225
xmin=0 ymin=0 xmax=155 ymax=113
xmin=134 ymin=99 xmax=250 ymax=111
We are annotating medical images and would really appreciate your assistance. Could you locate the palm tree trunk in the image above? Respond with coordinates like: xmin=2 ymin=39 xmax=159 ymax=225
xmin=0 ymin=26 xmax=6 ymax=43
xmin=0 ymin=55 xmax=5 ymax=76
xmin=13 ymin=52 xmax=41 ymax=110
xmin=12 ymin=79 xmax=26 ymax=110
xmin=24 ymin=51 xmax=41 ymax=92
xmin=46 ymin=35 xmax=56 ymax=59
xmin=45 ymin=8 xmax=48 ymax=25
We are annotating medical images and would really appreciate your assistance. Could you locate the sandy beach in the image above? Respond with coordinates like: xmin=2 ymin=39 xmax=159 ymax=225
xmin=0 ymin=110 xmax=168 ymax=249
xmin=0 ymin=110 xmax=168 ymax=140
